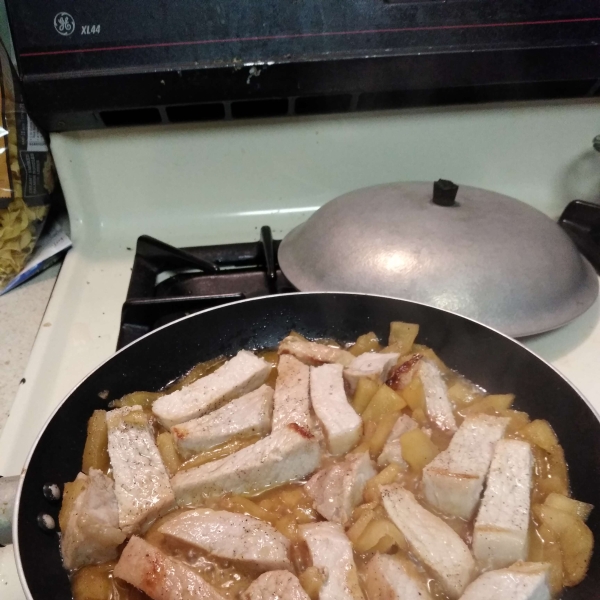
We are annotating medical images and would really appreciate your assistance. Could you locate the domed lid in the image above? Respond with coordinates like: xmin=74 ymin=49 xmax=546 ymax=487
xmin=278 ymin=181 xmax=598 ymax=337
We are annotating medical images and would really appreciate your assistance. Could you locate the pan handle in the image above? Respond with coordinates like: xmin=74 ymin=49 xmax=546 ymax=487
xmin=0 ymin=475 xmax=19 ymax=546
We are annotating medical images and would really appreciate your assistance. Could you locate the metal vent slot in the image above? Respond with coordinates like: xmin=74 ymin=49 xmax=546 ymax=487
xmin=166 ymin=103 xmax=226 ymax=123
xmin=92 ymin=79 xmax=598 ymax=130
xmin=294 ymin=94 xmax=353 ymax=115
xmin=231 ymin=98 xmax=289 ymax=119
xmin=358 ymin=80 xmax=597 ymax=111
xmin=100 ymin=107 xmax=162 ymax=127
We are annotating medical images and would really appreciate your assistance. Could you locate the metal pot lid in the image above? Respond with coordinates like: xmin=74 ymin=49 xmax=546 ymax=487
xmin=278 ymin=181 xmax=599 ymax=337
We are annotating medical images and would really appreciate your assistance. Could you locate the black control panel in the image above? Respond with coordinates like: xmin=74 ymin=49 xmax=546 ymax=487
xmin=5 ymin=0 xmax=600 ymax=131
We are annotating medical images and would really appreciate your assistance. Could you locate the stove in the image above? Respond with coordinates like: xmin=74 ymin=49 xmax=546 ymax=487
xmin=118 ymin=228 xmax=294 ymax=349
xmin=0 ymin=100 xmax=600 ymax=598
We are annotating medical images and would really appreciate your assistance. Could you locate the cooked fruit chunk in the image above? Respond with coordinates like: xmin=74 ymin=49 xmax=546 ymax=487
xmin=82 ymin=410 xmax=109 ymax=474
xmin=368 ymin=413 xmax=402 ymax=459
xmin=388 ymin=322 xmax=420 ymax=355
xmin=534 ymin=444 xmax=569 ymax=499
xmin=533 ymin=503 xmax=594 ymax=587
xmin=71 ymin=562 xmax=114 ymax=600
xmin=399 ymin=429 xmax=439 ymax=471
xmin=353 ymin=518 xmax=407 ymax=553
xmin=362 ymin=463 xmax=402 ymax=503
xmin=351 ymin=378 xmax=380 ymax=415
xmin=519 ymin=419 xmax=559 ymax=452
xmin=528 ymin=522 xmax=563 ymax=594
xmin=350 ymin=332 xmax=382 ymax=357
xmin=157 ymin=432 xmax=182 ymax=476
xmin=362 ymin=385 xmax=406 ymax=423
xmin=543 ymin=492 xmax=593 ymax=521
xmin=298 ymin=567 xmax=326 ymax=600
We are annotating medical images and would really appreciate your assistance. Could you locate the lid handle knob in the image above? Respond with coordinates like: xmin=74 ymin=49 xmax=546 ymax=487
xmin=432 ymin=179 xmax=459 ymax=206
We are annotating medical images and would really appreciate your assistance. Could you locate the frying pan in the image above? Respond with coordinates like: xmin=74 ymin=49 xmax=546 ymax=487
xmin=6 ymin=292 xmax=600 ymax=599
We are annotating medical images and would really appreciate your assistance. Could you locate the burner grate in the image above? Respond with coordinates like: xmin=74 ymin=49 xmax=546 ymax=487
xmin=117 ymin=226 xmax=296 ymax=349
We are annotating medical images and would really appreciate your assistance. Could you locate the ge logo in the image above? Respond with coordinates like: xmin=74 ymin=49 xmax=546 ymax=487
xmin=54 ymin=12 xmax=75 ymax=36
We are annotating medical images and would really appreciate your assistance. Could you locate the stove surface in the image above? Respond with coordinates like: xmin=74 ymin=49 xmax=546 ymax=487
xmin=1 ymin=100 xmax=600 ymax=599
xmin=118 ymin=228 xmax=294 ymax=348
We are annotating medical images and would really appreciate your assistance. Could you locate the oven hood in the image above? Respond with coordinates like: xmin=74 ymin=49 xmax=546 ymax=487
xmin=4 ymin=0 xmax=600 ymax=131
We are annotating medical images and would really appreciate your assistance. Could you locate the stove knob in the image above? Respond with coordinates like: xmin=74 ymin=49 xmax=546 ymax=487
xmin=432 ymin=179 xmax=459 ymax=207
xmin=593 ymin=135 xmax=600 ymax=153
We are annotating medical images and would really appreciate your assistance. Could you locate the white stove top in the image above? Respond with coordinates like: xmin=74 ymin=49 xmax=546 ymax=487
xmin=1 ymin=99 xmax=600 ymax=598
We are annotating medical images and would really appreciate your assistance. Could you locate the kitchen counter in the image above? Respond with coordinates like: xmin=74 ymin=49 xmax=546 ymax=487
xmin=0 ymin=264 xmax=60 ymax=436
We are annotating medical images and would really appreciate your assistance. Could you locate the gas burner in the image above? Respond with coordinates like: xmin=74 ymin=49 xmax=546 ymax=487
xmin=117 ymin=226 xmax=296 ymax=349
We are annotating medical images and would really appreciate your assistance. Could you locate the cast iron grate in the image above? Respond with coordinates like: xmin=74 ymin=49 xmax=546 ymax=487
xmin=117 ymin=226 xmax=296 ymax=349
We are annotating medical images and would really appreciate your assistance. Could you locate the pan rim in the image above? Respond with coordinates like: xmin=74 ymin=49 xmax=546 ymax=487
xmin=13 ymin=290 xmax=600 ymax=600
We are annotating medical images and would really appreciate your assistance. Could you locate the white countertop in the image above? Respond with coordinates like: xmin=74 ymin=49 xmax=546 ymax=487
xmin=0 ymin=265 xmax=60 ymax=436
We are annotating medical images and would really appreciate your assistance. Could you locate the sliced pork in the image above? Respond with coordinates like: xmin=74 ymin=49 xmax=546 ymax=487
xmin=422 ymin=414 xmax=508 ymax=519
xmin=114 ymin=536 xmax=225 ymax=600
xmin=344 ymin=352 xmax=400 ymax=395
xmin=305 ymin=452 xmax=376 ymax=525
xmin=310 ymin=363 xmax=362 ymax=455
xmin=159 ymin=509 xmax=292 ymax=572
xmin=60 ymin=469 xmax=126 ymax=571
xmin=241 ymin=571 xmax=310 ymax=600
xmin=472 ymin=439 xmax=533 ymax=570
xmin=272 ymin=354 xmax=311 ymax=431
xmin=106 ymin=406 xmax=174 ymax=534
xmin=278 ymin=336 xmax=354 ymax=367
xmin=152 ymin=350 xmax=272 ymax=428
xmin=171 ymin=424 xmax=321 ymax=505
xmin=460 ymin=562 xmax=550 ymax=600
xmin=381 ymin=484 xmax=475 ymax=599
xmin=365 ymin=554 xmax=433 ymax=600
xmin=172 ymin=385 xmax=273 ymax=458
xmin=299 ymin=522 xmax=365 ymax=600
xmin=419 ymin=360 xmax=457 ymax=433
xmin=385 ymin=354 xmax=423 ymax=391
